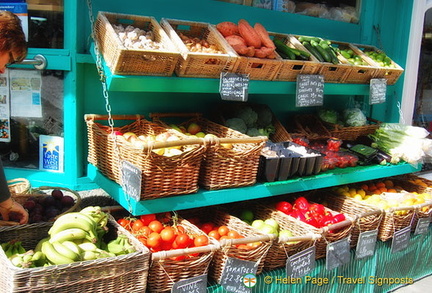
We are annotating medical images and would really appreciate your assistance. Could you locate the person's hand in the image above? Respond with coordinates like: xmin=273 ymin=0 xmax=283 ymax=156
xmin=0 ymin=197 xmax=29 ymax=224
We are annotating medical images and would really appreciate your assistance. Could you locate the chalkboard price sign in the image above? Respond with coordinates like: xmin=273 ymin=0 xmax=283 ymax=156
xmin=171 ymin=274 xmax=207 ymax=293
xmin=219 ymin=72 xmax=249 ymax=102
xmin=296 ymin=74 xmax=324 ymax=107
xmin=220 ymin=257 xmax=258 ymax=293
xmin=286 ymin=245 xmax=316 ymax=278
xmin=326 ymin=237 xmax=350 ymax=270
xmin=369 ymin=78 xmax=387 ymax=105
xmin=121 ymin=160 xmax=142 ymax=202
xmin=356 ymin=229 xmax=378 ymax=259
xmin=391 ymin=226 xmax=411 ymax=253
xmin=414 ymin=217 xmax=431 ymax=235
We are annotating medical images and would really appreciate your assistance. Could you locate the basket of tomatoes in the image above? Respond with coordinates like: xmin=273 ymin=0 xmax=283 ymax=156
xmin=117 ymin=212 xmax=218 ymax=293
xmin=180 ymin=207 xmax=273 ymax=284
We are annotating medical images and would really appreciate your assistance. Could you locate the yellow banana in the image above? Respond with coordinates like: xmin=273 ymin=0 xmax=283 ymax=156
xmin=48 ymin=213 xmax=97 ymax=237
xmin=80 ymin=250 xmax=97 ymax=261
xmin=77 ymin=242 xmax=98 ymax=252
xmin=35 ymin=237 xmax=50 ymax=252
xmin=62 ymin=240 xmax=82 ymax=255
xmin=49 ymin=228 xmax=88 ymax=244
xmin=41 ymin=241 xmax=75 ymax=265
xmin=51 ymin=241 xmax=81 ymax=261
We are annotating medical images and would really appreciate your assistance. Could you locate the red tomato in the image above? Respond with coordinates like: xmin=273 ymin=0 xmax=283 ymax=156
xmin=140 ymin=214 xmax=156 ymax=226
xmin=227 ymin=230 xmax=241 ymax=239
xmin=117 ymin=218 xmax=131 ymax=229
xmin=175 ymin=233 xmax=192 ymax=249
xmin=160 ymin=226 xmax=176 ymax=243
xmin=148 ymin=220 xmax=164 ymax=233
xmin=218 ymin=225 xmax=230 ymax=237
xmin=132 ymin=219 xmax=145 ymax=232
xmin=194 ymin=235 xmax=209 ymax=247
xmin=208 ymin=230 xmax=221 ymax=240
xmin=200 ymin=222 xmax=216 ymax=234
xmin=146 ymin=232 xmax=162 ymax=248
xmin=135 ymin=226 xmax=151 ymax=237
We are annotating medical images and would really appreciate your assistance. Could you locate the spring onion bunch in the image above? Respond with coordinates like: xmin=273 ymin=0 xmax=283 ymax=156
xmin=369 ymin=123 xmax=432 ymax=164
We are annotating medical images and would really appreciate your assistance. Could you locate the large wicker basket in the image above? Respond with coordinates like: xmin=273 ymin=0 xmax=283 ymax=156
xmin=160 ymin=18 xmax=237 ymax=78
xmin=145 ymin=218 xmax=218 ymax=293
xmin=0 ymin=216 xmax=150 ymax=293
xmin=151 ymin=112 xmax=266 ymax=190
xmin=321 ymin=117 xmax=380 ymax=141
xmin=85 ymin=114 xmax=206 ymax=200
xmin=94 ymin=12 xmax=180 ymax=76
xmin=180 ymin=208 xmax=273 ymax=283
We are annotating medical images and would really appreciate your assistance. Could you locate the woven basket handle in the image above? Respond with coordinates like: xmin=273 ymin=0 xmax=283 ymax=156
xmin=84 ymin=114 xmax=144 ymax=122
xmin=320 ymin=218 xmax=353 ymax=234
xmin=151 ymin=243 xmax=220 ymax=261
xmin=279 ymin=233 xmax=321 ymax=243
xmin=150 ymin=112 xmax=202 ymax=121
xmin=219 ymin=234 xmax=275 ymax=247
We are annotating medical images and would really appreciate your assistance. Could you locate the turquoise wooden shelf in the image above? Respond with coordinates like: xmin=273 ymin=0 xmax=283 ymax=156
xmin=87 ymin=163 xmax=420 ymax=215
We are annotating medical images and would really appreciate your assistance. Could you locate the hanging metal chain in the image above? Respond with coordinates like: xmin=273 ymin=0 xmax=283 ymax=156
xmin=86 ymin=0 xmax=134 ymax=212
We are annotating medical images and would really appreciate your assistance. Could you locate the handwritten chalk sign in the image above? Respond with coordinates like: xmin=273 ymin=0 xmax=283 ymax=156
xmin=391 ymin=226 xmax=411 ymax=253
xmin=171 ymin=274 xmax=207 ymax=293
xmin=219 ymin=72 xmax=249 ymax=102
xmin=369 ymin=78 xmax=387 ymax=104
xmin=121 ymin=160 xmax=142 ymax=202
xmin=415 ymin=217 xmax=431 ymax=235
xmin=286 ymin=245 xmax=316 ymax=278
xmin=356 ymin=229 xmax=378 ymax=259
xmin=296 ymin=74 xmax=324 ymax=107
xmin=220 ymin=257 xmax=258 ymax=293
xmin=326 ymin=237 xmax=350 ymax=270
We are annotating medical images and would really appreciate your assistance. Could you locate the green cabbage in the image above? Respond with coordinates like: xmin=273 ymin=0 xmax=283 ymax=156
xmin=318 ymin=108 xmax=338 ymax=124
xmin=343 ymin=108 xmax=367 ymax=127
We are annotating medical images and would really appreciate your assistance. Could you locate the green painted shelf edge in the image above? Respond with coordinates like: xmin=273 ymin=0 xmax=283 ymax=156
xmin=89 ymin=43 xmax=380 ymax=94
xmin=87 ymin=162 xmax=421 ymax=216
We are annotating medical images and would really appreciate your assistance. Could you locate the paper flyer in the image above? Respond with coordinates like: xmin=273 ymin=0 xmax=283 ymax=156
xmin=39 ymin=135 xmax=64 ymax=172
xmin=10 ymin=69 xmax=42 ymax=118
xmin=0 ymin=70 xmax=10 ymax=142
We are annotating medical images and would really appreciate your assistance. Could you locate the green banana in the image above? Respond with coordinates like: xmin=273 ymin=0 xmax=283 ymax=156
xmin=31 ymin=251 xmax=46 ymax=267
xmin=48 ymin=213 xmax=98 ymax=238
xmin=35 ymin=237 xmax=50 ymax=252
xmin=15 ymin=241 xmax=26 ymax=254
xmin=80 ymin=250 xmax=98 ymax=261
xmin=78 ymin=242 xmax=98 ymax=252
xmin=49 ymin=228 xmax=90 ymax=244
xmin=10 ymin=254 xmax=24 ymax=267
xmin=41 ymin=241 xmax=75 ymax=265
xmin=62 ymin=240 xmax=83 ymax=255
xmin=51 ymin=241 xmax=81 ymax=261
xmin=1 ymin=241 xmax=10 ymax=251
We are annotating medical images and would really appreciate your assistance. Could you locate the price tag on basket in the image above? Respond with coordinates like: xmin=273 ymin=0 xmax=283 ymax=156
xmin=286 ymin=245 xmax=316 ymax=278
xmin=356 ymin=229 xmax=378 ymax=259
xmin=219 ymin=72 xmax=249 ymax=102
xmin=121 ymin=160 xmax=142 ymax=202
xmin=171 ymin=274 xmax=208 ymax=293
xmin=296 ymin=74 xmax=324 ymax=107
xmin=414 ymin=216 xmax=431 ymax=235
xmin=369 ymin=78 xmax=387 ymax=105
xmin=220 ymin=257 xmax=258 ymax=293
xmin=325 ymin=237 xmax=350 ymax=270
xmin=391 ymin=226 xmax=411 ymax=253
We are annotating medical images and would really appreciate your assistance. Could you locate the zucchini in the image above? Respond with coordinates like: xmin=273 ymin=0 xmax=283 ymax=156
xmin=273 ymin=39 xmax=296 ymax=60
xmin=311 ymin=40 xmax=332 ymax=63
xmin=298 ymin=35 xmax=321 ymax=43
xmin=302 ymin=41 xmax=324 ymax=62
xmin=289 ymin=47 xmax=311 ymax=59
xmin=325 ymin=46 xmax=340 ymax=65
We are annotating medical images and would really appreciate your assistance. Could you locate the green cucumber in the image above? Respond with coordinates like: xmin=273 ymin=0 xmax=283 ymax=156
xmin=273 ymin=39 xmax=296 ymax=60
xmin=289 ymin=47 xmax=311 ymax=59
xmin=302 ymin=41 xmax=324 ymax=62
xmin=311 ymin=40 xmax=332 ymax=63
xmin=326 ymin=46 xmax=340 ymax=65
xmin=298 ymin=35 xmax=321 ymax=43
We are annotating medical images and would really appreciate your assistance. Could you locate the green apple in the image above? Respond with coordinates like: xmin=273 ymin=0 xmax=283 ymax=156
xmin=251 ymin=219 xmax=265 ymax=230
xmin=260 ymin=223 xmax=278 ymax=237
xmin=264 ymin=218 xmax=279 ymax=230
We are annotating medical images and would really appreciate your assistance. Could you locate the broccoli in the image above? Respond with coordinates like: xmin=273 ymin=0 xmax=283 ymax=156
xmin=246 ymin=125 xmax=276 ymax=138
xmin=256 ymin=106 xmax=273 ymax=127
xmin=246 ymin=128 xmax=261 ymax=137
xmin=225 ymin=117 xmax=247 ymax=134
xmin=236 ymin=106 xmax=258 ymax=128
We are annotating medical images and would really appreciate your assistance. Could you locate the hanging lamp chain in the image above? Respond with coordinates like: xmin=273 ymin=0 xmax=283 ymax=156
xmin=86 ymin=0 xmax=134 ymax=213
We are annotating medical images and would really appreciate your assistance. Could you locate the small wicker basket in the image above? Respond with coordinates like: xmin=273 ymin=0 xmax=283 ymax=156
xmin=7 ymin=178 xmax=30 ymax=196
xmin=94 ymin=12 xmax=180 ymax=76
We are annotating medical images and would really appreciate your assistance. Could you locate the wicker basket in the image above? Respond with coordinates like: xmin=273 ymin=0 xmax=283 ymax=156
xmin=7 ymin=178 xmax=30 ymax=196
xmin=321 ymin=117 xmax=381 ymax=141
xmin=271 ymin=33 xmax=322 ymax=82
xmin=145 ymin=218 xmax=218 ymax=293
xmin=180 ymin=208 xmax=273 ymax=283
xmin=349 ymin=43 xmax=404 ymax=85
xmin=313 ymin=190 xmax=384 ymax=248
xmin=293 ymin=114 xmax=332 ymax=141
xmin=85 ymin=114 xmax=206 ymax=200
xmin=0 ymin=216 xmax=150 ymax=293
xmin=160 ymin=18 xmax=237 ymax=78
xmin=214 ymin=102 xmax=292 ymax=143
xmin=151 ymin=112 xmax=266 ymax=190
xmin=226 ymin=202 xmax=320 ymax=271
xmin=94 ymin=12 xmax=180 ymax=76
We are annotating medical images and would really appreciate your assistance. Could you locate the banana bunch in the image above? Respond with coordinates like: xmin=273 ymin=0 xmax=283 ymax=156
xmin=80 ymin=206 xmax=109 ymax=243
xmin=2 ymin=240 xmax=45 ymax=268
xmin=106 ymin=234 xmax=136 ymax=256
